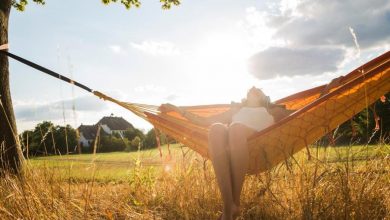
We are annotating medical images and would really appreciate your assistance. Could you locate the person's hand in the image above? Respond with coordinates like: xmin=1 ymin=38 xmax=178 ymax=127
xmin=159 ymin=103 xmax=182 ymax=114
xmin=158 ymin=103 xmax=174 ymax=113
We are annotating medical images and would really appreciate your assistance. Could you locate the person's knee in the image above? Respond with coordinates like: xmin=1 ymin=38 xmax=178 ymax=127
xmin=209 ymin=123 xmax=228 ymax=138
xmin=228 ymin=123 xmax=248 ymax=148
xmin=208 ymin=123 xmax=228 ymax=157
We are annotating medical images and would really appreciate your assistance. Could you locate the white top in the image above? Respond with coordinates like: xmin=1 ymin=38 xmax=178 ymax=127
xmin=231 ymin=107 xmax=274 ymax=131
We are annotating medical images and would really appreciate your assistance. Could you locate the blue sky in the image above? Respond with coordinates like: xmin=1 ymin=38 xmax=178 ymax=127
xmin=8 ymin=0 xmax=390 ymax=132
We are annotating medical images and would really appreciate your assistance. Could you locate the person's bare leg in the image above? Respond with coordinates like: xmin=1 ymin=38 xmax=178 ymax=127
xmin=228 ymin=123 xmax=255 ymax=215
xmin=208 ymin=123 xmax=234 ymax=220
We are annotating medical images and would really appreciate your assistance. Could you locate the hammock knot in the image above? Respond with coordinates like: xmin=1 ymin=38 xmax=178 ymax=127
xmin=93 ymin=91 xmax=115 ymax=102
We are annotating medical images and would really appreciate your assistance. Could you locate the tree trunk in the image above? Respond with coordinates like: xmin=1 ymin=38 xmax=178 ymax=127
xmin=0 ymin=0 xmax=23 ymax=174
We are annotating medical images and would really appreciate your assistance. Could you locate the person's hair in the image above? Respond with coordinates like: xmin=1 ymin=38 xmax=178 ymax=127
xmin=239 ymin=97 xmax=285 ymax=109
xmin=245 ymin=87 xmax=270 ymax=107
xmin=240 ymin=87 xmax=287 ymax=109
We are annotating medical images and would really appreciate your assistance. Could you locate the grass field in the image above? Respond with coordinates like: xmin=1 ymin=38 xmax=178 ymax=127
xmin=1 ymin=144 xmax=389 ymax=219
xmin=28 ymin=144 xmax=390 ymax=181
xmin=28 ymin=144 xmax=199 ymax=181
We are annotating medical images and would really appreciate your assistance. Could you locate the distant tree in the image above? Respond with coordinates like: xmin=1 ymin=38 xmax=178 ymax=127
xmin=19 ymin=121 xmax=77 ymax=156
xmin=124 ymin=127 xmax=145 ymax=142
xmin=19 ymin=129 xmax=33 ymax=158
xmin=32 ymin=121 xmax=55 ymax=155
xmin=128 ymin=136 xmax=142 ymax=151
xmin=53 ymin=125 xmax=77 ymax=154
xmin=113 ymin=132 xmax=121 ymax=139
xmin=0 ymin=0 xmax=180 ymax=174
xmin=99 ymin=136 xmax=128 ymax=152
xmin=143 ymin=128 xmax=169 ymax=149
xmin=144 ymin=129 xmax=157 ymax=149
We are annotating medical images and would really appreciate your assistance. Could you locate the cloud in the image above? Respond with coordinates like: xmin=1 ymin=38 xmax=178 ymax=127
xmin=248 ymin=47 xmax=345 ymax=79
xmin=246 ymin=0 xmax=390 ymax=79
xmin=130 ymin=40 xmax=181 ymax=56
xmin=109 ymin=45 xmax=122 ymax=53
xmin=15 ymin=95 xmax=108 ymax=122
xmin=133 ymin=84 xmax=166 ymax=93
xmin=270 ymin=0 xmax=390 ymax=49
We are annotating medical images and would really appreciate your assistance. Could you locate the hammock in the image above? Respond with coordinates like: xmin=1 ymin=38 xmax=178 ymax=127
xmin=93 ymin=51 xmax=390 ymax=174
xmin=1 ymin=45 xmax=389 ymax=174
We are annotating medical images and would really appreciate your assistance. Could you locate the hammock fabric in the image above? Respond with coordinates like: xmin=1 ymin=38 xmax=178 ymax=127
xmin=94 ymin=51 xmax=390 ymax=174
xmin=1 ymin=45 xmax=389 ymax=174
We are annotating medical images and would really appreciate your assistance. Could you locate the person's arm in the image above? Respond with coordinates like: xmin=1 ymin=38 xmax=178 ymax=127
xmin=159 ymin=103 xmax=236 ymax=127
xmin=267 ymin=106 xmax=295 ymax=122
xmin=320 ymin=76 xmax=344 ymax=97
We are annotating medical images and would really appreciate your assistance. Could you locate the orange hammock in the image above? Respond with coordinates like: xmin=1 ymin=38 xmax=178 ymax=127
xmin=93 ymin=51 xmax=389 ymax=174
xmin=3 ymin=44 xmax=387 ymax=175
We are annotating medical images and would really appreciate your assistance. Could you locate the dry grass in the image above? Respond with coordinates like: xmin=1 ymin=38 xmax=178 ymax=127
xmin=0 ymin=145 xmax=389 ymax=219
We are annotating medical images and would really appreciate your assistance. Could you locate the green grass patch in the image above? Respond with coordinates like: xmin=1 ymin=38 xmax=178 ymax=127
xmin=27 ymin=144 xmax=198 ymax=182
xmin=26 ymin=144 xmax=389 ymax=182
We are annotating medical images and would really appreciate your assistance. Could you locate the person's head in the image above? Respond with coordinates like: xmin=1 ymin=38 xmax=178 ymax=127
xmin=380 ymin=95 xmax=386 ymax=103
xmin=244 ymin=86 xmax=270 ymax=107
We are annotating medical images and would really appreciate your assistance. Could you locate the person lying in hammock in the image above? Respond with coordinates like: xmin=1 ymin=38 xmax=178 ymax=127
xmin=159 ymin=87 xmax=293 ymax=220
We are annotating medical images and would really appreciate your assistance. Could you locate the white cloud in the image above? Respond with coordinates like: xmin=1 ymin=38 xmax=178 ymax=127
xmin=14 ymin=95 xmax=108 ymax=122
xmin=109 ymin=45 xmax=122 ymax=53
xmin=271 ymin=0 xmax=390 ymax=48
xmin=246 ymin=0 xmax=390 ymax=80
xmin=248 ymin=47 xmax=345 ymax=79
xmin=133 ymin=84 xmax=167 ymax=93
xmin=349 ymin=27 xmax=361 ymax=58
xmin=236 ymin=7 xmax=285 ymax=52
xmin=279 ymin=0 xmax=301 ymax=17
xmin=130 ymin=40 xmax=181 ymax=56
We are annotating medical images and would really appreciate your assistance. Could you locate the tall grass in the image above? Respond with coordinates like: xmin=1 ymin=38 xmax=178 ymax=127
xmin=0 ymin=145 xmax=389 ymax=219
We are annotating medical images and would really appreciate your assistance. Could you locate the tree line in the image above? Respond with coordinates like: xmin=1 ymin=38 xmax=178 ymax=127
xmin=19 ymin=121 xmax=167 ymax=157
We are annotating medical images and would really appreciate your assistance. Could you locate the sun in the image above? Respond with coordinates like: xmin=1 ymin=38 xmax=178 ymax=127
xmin=178 ymin=32 xmax=260 ymax=103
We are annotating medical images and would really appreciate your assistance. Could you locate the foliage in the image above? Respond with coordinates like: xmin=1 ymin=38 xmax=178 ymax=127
xmin=334 ymin=108 xmax=376 ymax=145
xmin=143 ymin=129 xmax=156 ymax=148
xmin=143 ymin=128 xmax=171 ymax=149
xmin=160 ymin=0 xmax=180 ymax=9
xmin=11 ymin=0 xmax=180 ymax=11
xmin=20 ymin=121 xmax=77 ymax=156
xmin=131 ymin=136 xmax=142 ymax=150
xmin=101 ymin=0 xmax=140 ymax=9
xmin=317 ymin=98 xmax=389 ymax=146
xmin=98 ymin=135 xmax=129 ymax=152
xmin=101 ymin=0 xmax=180 ymax=10
xmin=144 ymin=128 xmax=157 ymax=149
xmin=11 ymin=0 xmax=45 ymax=11
xmin=123 ymin=127 xmax=145 ymax=142
xmin=112 ymin=131 xmax=121 ymax=139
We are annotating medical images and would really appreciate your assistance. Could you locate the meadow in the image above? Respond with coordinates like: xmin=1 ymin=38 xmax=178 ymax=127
xmin=0 ymin=144 xmax=389 ymax=219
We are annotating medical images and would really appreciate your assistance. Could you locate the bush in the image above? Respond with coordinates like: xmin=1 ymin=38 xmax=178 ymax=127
xmin=99 ymin=136 xmax=129 ymax=152
xmin=143 ymin=128 xmax=170 ymax=149
xmin=144 ymin=129 xmax=157 ymax=149
xmin=124 ymin=128 xmax=145 ymax=142
xmin=125 ymin=136 xmax=142 ymax=152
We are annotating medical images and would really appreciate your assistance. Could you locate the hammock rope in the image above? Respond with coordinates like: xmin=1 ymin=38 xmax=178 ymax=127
xmin=1 ymin=45 xmax=389 ymax=174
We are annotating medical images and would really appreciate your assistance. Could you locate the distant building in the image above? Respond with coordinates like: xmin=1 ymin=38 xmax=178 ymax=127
xmin=78 ymin=125 xmax=98 ymax=148
xmin=77 ymin=116 xmax=134 ymax=148
xmin=97 ymin=116 xmax=134 ymax=136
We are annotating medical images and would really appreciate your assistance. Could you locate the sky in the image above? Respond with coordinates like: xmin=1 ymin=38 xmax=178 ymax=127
xmin=8 ymin=0 xmax=390 ymax=133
